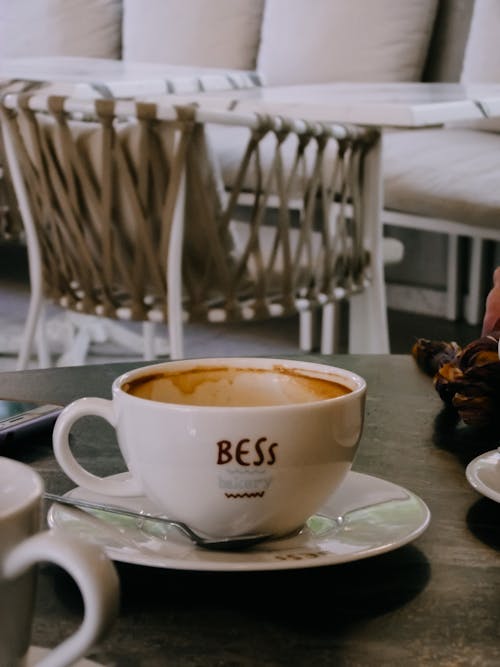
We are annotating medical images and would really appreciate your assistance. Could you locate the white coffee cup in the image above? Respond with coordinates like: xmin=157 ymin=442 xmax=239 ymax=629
xmin=53 ymin=357 xmax=366 ymax=539
xmin=0 ymin=456 xmax=119 ymax=667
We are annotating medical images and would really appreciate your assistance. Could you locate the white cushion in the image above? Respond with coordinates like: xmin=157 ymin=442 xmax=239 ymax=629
xmin=257 ymin=0 xmax=438 ymax=85
xmin=461 ymin=0 xmax=500 ymax=83
xmin=383 ymin=128 xmax=500 ymax=229
xmin=458 ymin=0 xmax=500 ymax=131
xmin=123 ymin=0 xmax=264 ymax=70
xmin=0 ymin=0 xmax=121 ymax=59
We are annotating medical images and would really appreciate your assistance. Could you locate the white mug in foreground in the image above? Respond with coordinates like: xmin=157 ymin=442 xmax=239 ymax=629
xmin=0 ymin=456 xmax=119 ymax=667
xmin=53 ymin=358 xmax=367 ymax=539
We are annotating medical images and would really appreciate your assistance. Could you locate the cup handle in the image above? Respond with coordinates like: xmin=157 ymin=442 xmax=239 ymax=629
xmin=53 ymin=397 xmax=142 ymax=496
xmin=3 ymin=530 xmax=120 ymax=667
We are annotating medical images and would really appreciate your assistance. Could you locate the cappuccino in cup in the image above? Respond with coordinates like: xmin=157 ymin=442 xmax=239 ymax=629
xmin=53 ymin=357 xmax=366 ymax=539
xmin=124 ymin=364 xmax=352 ymax=406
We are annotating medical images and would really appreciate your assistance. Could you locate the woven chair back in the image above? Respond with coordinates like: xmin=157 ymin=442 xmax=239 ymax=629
xmin=0 ymin=93 xmax=377 ymax=344
xmin=185 ymin=114 xmax=377 ymax=323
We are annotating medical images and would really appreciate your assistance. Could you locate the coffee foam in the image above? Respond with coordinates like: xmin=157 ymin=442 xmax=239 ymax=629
xmin=124 ymin=365 xmax=351 ymax=407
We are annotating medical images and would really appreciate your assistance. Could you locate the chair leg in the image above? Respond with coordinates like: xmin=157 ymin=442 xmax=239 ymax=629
xmin=17 ymin=287 xmax=44 ymax=370
xmin=166 ymin=162 xmax=186 ymax=360
xmin=97 ymin=319 xmax=168 ymax=358
xmin=299 ymin=308 xmax=318 ymax=352
xmin=464 ymin=237 xmax=485 ymax=326
xmin=142 ymin=321 xmax=156 ymax=360
xmin=348 ymin=129 xmax=389 ymax=354
xmin=56 ymin=322 xmax=92 ymax=367
xmin=320 ymin=302 xmax=341 ymax=355
xmin=445 ymin=234 xmax=461 ymax=321
xmin=53 ymin=314 xmax=169 ymax=366
xmin=348 ymin=281 xmax=390 ymax=354
xmin=34 ymin=303 xmax=51 ymax=368
xmin=166 ymin=320 xmax=183 ymax=360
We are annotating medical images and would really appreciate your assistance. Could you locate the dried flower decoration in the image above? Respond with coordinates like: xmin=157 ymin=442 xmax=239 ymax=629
xmin=412 ymin=332 xmax=500 ymax=427
xmin=412 ymin=267 xmax=500 ymax=428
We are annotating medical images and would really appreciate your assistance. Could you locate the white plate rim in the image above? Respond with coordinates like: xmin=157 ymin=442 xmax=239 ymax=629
xmin=47 ymin=471 xmax=431 ymax=572
xmin=465 ymin=448 xmax=500 ymax=503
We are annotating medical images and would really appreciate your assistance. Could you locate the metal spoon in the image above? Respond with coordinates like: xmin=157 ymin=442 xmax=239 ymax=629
xmin=43 ymin=492 xmax=273 ymax=551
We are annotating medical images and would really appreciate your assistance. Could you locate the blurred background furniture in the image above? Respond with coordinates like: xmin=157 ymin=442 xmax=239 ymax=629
xmin=1 ymin=94 xmax=185 ymax=368
xmin=1 ymin=93 xmax=384 ymax=368
xmin=0 ymin=59 xmax=265 ymax=367
xmin=383 ymin=0 xmax=500 ymax=327
xmin=0 ymin=0 xmax=455 ymax=317
xmin=1 ymin=0 xmax=498 ymax=356
xmin=383 ymin=119 xmax=500 ymax=326
xmin=190 ymin=81 xmax=490 ymax=354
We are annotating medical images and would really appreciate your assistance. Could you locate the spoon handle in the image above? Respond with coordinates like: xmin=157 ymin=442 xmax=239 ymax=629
xmin=43 ymin=492 xmax=271 ymax=550
xmin=43 ymin=491 xmax=202 ymax=537
xmin=44 ymin=492 xmax=175 ymax=525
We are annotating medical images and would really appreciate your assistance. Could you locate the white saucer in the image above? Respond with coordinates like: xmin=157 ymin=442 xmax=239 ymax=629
xmin=27 ymin=646 xmax=103 ymax=666
xmin=47 ymin=471 xmax=430 ymax=572
xmin=466 ymin=448 xmax=500 ymax=503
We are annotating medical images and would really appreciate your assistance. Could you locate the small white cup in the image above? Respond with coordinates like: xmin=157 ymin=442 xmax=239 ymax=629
xmin=53 ymin=357 xmax=366 ymax=539
xmin=0 ymin=456 xmax=119 ymax=667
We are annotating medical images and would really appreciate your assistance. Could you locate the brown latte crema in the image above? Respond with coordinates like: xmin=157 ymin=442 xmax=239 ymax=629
xmin=123 ymin=365 xmax=352 ymax=407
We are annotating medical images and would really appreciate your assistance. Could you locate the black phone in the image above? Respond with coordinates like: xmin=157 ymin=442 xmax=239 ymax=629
xmin=0 ymin=399 xmax=63 ymax=447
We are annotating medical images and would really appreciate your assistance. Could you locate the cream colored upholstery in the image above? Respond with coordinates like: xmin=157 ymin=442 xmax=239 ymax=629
xmin=122 ymin=0 xmax=264 ymax=70
xmin=383 ymin=127 xmax=500 ymax=323
xmin=383 ymin=0 xmax=500 ymax=325
xmin=384 ymin=128 xmax=500 ymax=228
xmin=0 ymin=0 xmax=121 ymax=59
xmin=461 ymin=0 xmax=500 ymax=83
xmin=257 ymin=0 xmax=438 ymax=85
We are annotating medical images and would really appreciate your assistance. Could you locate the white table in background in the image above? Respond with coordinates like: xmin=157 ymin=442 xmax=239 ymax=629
xmin=0 ymin=55 xmax=263 ymax=97
xmin=165 ymin=81 xmax=498 ymax=127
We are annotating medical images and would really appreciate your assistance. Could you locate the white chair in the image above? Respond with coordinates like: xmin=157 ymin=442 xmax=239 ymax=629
xmin=1 ymin=93 xmax=390 ymax=368
xmin=383 ymin=126 xmax=500 ymax=325
xmin=1 ymin=95 xmax=182 ymax=367
xmin=382 ymin=0 xmax=500 ymax=327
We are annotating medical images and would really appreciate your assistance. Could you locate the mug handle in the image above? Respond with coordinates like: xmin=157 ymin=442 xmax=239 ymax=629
xmin=3 ymin=530 xmax=119 ymax=667
xmin=53 ymin=397 xmax=143 ymax=496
